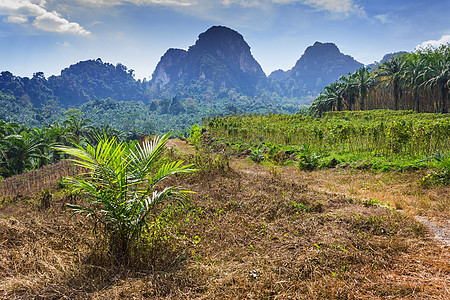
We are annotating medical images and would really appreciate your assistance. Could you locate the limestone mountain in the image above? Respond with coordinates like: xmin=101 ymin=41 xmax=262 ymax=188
xmin=150 ymin=26 xmax=267 ymax=96
xmin=269 ymin=42 xmax=364 ymax=99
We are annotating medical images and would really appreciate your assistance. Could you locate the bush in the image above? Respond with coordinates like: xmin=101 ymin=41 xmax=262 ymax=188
xmin=421 ymin=151 xmax=450 ymax=186
xmin=250 ymin=145 xmax=265 ymax=163
xmin=297 ymin=144 xmax=320 ymax=171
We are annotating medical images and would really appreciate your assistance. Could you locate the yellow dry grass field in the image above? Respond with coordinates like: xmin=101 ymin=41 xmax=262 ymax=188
xmin=0 ymin=141 xmax=449 ymax=299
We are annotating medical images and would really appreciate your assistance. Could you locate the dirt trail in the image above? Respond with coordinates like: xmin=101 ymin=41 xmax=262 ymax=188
xmin=169 ymin=139 xmax=450 ymax=248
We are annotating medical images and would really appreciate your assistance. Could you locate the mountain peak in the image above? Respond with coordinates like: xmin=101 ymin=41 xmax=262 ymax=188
xmin=303 ymin=42 xmax=341 ymax=58
xmin=151 ymin=26 xmax=266 ymax=94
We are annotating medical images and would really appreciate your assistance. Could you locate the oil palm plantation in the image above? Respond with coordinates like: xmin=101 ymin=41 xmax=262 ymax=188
xmin=376 ymin=54 xmax=406 ymax=110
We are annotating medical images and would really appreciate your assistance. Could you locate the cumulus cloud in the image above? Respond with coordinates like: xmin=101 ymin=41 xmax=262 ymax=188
xmin=0 ymin=0 xmax=90 ymax=35
xmin=416 ymin=35 xmax=450 ymax=50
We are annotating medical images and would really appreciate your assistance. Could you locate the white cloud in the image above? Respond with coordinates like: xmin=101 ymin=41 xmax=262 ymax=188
xmin=33 ymin=11 xmax=91 ymax=35
xmin=302 ymin=0 xmax=365 ymax=18
xmin=0 ymin=0 xmax=90 ymax=35
xmin=77 ymin=0 xmax=194 ymax=7
xmin=416 ymin=35 xmax=450 ymax=50
xmin=374 ymin=13 xmax=392 ymax=24
xmin=6 ymin=15 xmax=28 ymax=23
xmin=74 ymin=0 xmax=364 ymax=17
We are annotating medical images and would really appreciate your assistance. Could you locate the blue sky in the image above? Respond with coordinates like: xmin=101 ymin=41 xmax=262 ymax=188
xmin=1 ymin=0 xmax=449 ymax=80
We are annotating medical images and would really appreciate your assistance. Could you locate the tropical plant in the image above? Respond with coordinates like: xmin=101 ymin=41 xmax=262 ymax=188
xmin=403 ymin=54 xmax=426 ymax=112
xmin=339 ymin=74 xmax=357 ymax=110
xmin=352 ymin=67 xmax=374 ymax=111
xmin=422 ymin=46 xmax=450 ymax=113
xmin=55 ymin=133 xmax=196 ymax=262
xmin=63 ymin=109 xmax=94 ymax=144
xmin=309 ymin=82 xmax=343 ymax=116
xmin=297 ymin=144 xmax=320 ymax=171
xmin=376 ymin=54 xmax=406 ymax=110
xmin=0 ymin=130 xmax=45 ymax=176
xmin=250 ymin=144 xmax=265 ymax=163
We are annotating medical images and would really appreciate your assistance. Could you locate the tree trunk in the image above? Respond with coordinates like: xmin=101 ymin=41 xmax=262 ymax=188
xmin=414 ymin=86 xmax=420 ymax=113
xmin=442 ymin=87 xmax=448 ymax=113
xmin=359 ymin=93 xmax=364 ymax=111
xmin=393 ymin=80 xmax=399 ymax=110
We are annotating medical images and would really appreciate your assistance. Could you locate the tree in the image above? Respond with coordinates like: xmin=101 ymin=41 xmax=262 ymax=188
xmin=352 ymin=67 xmax=374 ymax=111
xmin=309 ymin=81 xmax=342 ymax=116
xmin=376 ymin=54 xmax=406 ymax=110
xmin=403 ymin=53 xmax=426 ymax=112
xmin=423 ymin=46 xmax=450 ymax=113
xmin=339 ymin=74 xmax=357 ymax=111
xmin=55 ymin=134 xmax=196 ymax=262
xmin=63 ymin=109 xmax=93 ymax=144
xmin=1 ymin=131 xmax=44 ymax=176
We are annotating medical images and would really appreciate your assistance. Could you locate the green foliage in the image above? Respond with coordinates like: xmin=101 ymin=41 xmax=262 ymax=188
xmin=249 ymin=144 xmax=265 ymax=163
xmin=55 ymin=134 xmax=196 ymax=262
xmin=204 ymin=111 xmax=450 ymax=171
xmin=421 ymin=151 xmax=450 ymax=186
xmin=189 ymin=124 xmax=202 ymax=149
xmin=297 ymin=144 xmax=320 ymax=171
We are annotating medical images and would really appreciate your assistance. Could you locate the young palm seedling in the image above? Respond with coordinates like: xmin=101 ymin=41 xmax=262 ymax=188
xmin=55 ymin=133 xmax=196 ymax=263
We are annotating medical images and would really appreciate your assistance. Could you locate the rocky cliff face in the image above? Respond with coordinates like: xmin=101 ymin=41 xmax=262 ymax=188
xmin=151 ymin=26 xmax=266 ymax=95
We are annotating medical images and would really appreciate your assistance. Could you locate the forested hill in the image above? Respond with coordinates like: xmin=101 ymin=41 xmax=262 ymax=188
xmin=0 ymin=59 xmax=147 ymax=109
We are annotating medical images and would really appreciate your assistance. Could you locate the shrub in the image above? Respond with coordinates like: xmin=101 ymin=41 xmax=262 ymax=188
xmin=297 ymin=144 xmax=320 ymax=171
xmin=55 ymin=134 xmax=196 ymax=263
xmin=421 ymin=151 xmax=450 ymax=186
xmin=250 ymin=145 xmax=265 ymax=163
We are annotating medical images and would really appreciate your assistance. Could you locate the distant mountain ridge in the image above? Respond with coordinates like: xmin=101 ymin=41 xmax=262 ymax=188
xmin=0 ymin=25 xmax=408 ymax=113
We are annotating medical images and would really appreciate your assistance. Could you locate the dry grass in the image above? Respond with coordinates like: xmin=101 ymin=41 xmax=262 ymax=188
xmin=290 ymin=167 xmax=450 ymax=220
xmin=0 ymin=153 xmax=449 ymax=299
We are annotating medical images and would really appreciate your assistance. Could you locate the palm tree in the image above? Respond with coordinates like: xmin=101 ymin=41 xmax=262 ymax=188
xmin=403 ymin=54 xmax=426 ymax=112
xmin=1 ymin=131 xmax=45 ymax=176
xmin=63 ymin=109 xmax=94 ymax=144
xmin=47 ymin=121 xmax=72 ymax=163
xmin=55 ymin=134 xmax=196 ymax=262
xmin=423 ymin=51 xmax=450 ymax=113
xmin=339 ymin=74 xmax=357 ymax=111
xmin=352 ymin=67 xmax=374 ymax=110
xmin=309 ymin=81 xmax=343 ymax=116
xmin=377 ymin=54 xmax=406 ymax=110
